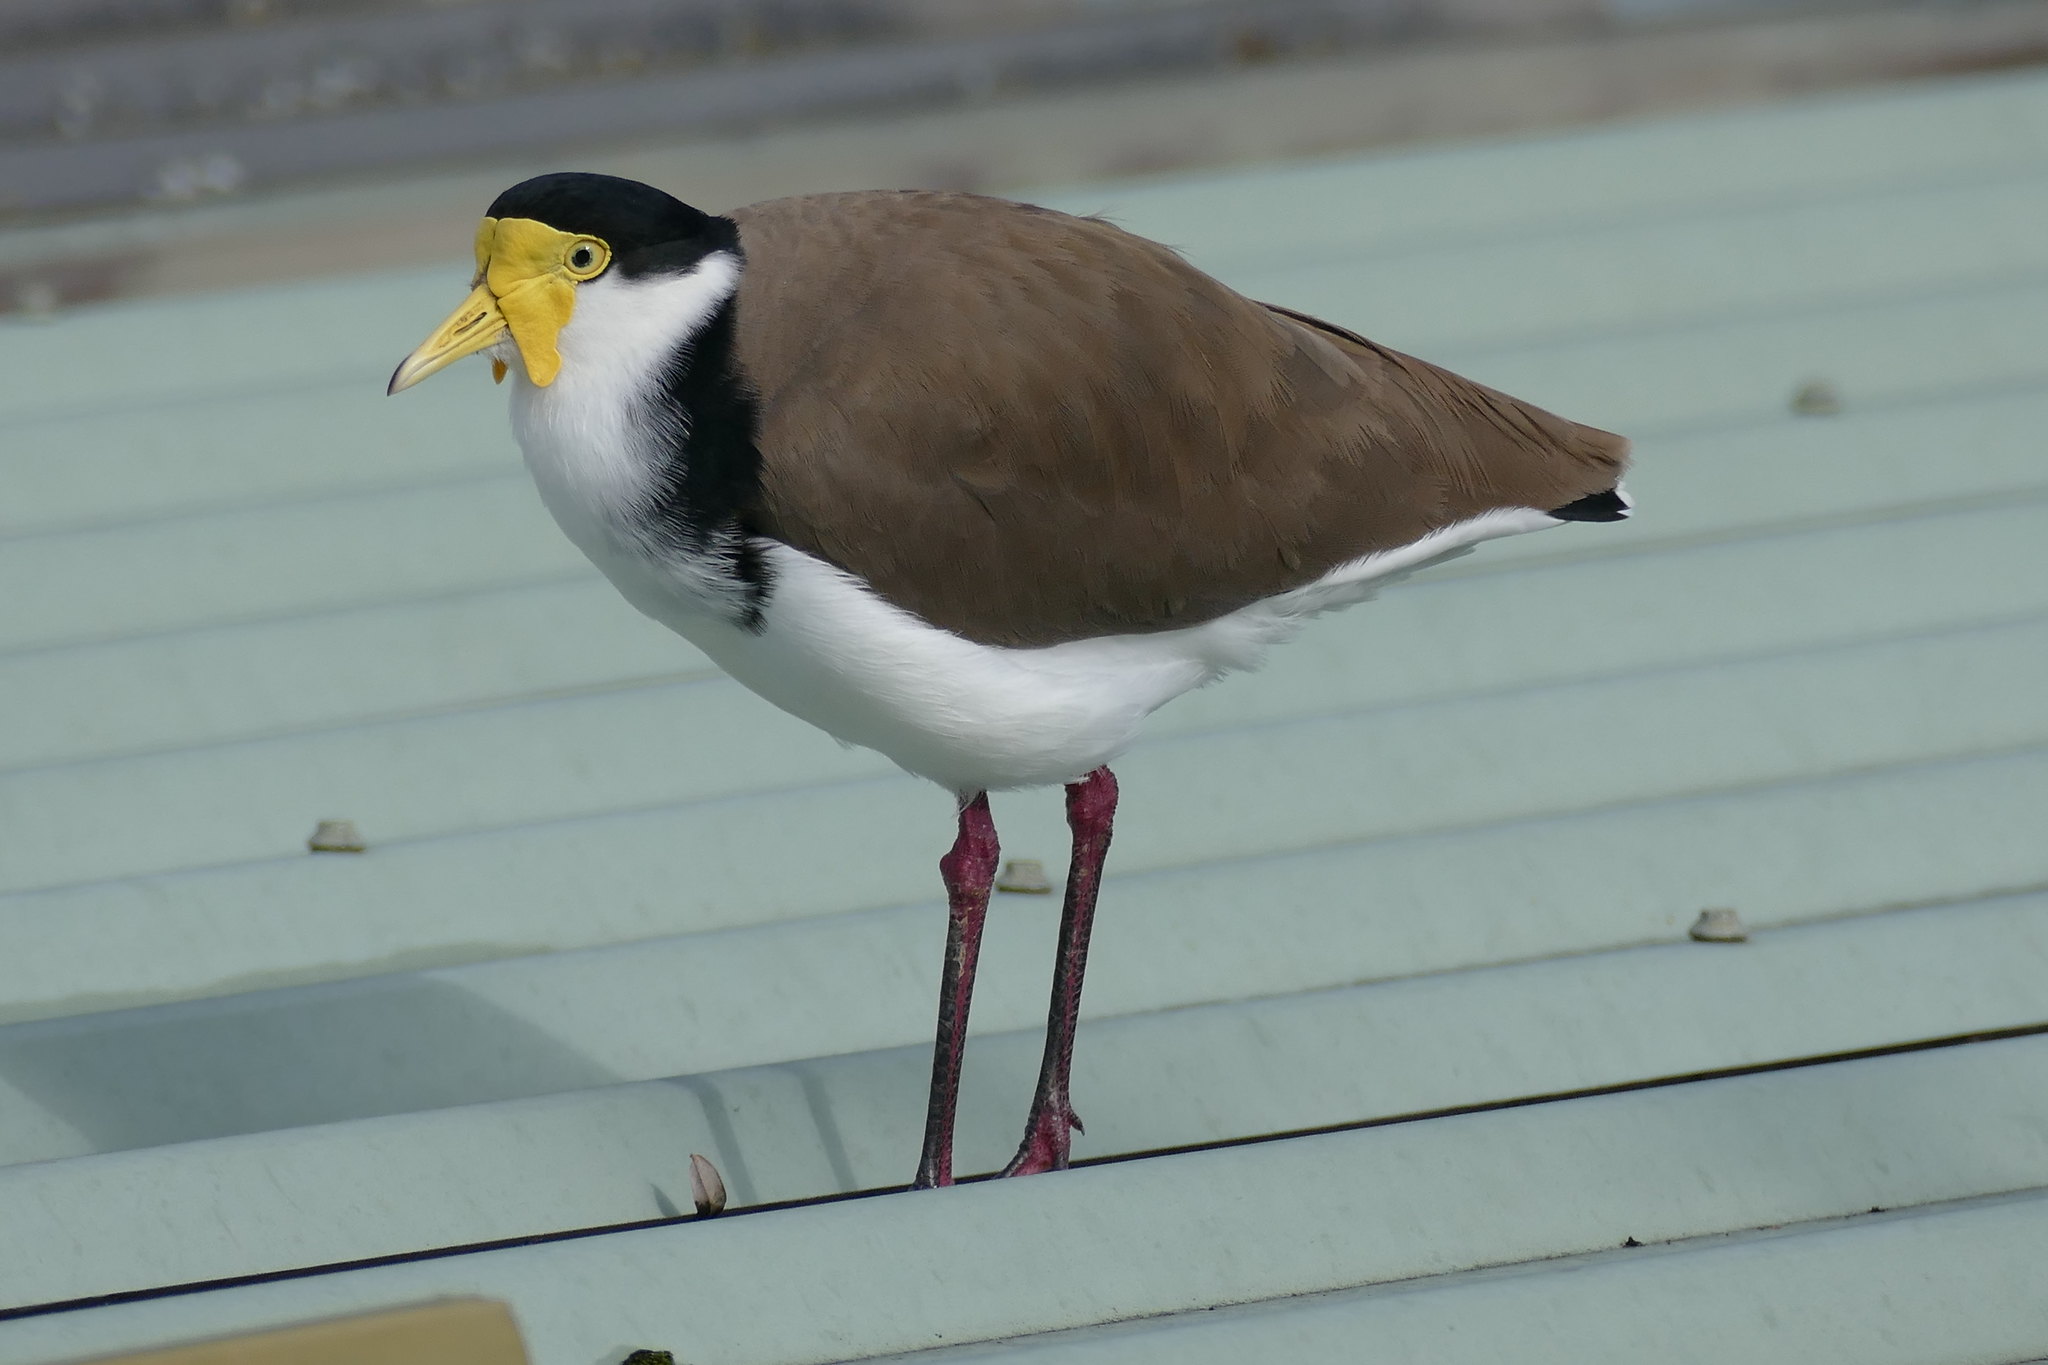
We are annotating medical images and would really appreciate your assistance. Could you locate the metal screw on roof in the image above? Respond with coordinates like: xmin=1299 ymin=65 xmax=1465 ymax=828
xmin=689 ymin=1153 xmax=727 ymax=1216
xmin=620 ymin=1352 xmax=675 ymax=1365
xmin=307 ymin=819 xmax=367 ymax=853
xmin=995 ymin=858 xmax=1052 ymax=894
xmin=1688 ymin=907 xmax=1749 ymax=943
xmin=1790 ymin=379 xmax=1842 ymax=415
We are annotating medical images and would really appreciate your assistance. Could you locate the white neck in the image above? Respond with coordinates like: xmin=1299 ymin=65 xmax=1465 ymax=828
xmin=506 ymin=251 xmax=751 ymax=622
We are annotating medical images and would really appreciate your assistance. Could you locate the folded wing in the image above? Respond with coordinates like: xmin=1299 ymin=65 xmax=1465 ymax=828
xmin=732 ymin=190 xmax=1629 ymax=648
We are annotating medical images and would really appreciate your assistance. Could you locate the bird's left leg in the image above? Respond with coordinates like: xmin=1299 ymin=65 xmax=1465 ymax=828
xmin=1002 ymin=766 xmax=1118 ymax=1177
xmin=913 ymin=792 xmax=1000 ymax=1189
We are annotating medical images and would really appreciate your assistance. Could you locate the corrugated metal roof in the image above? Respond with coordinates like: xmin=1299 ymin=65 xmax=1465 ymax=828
xmin=3 ymin=66 xmax=2048 ymax=1364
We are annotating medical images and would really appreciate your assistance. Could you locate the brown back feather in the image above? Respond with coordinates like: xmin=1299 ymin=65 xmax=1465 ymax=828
xmin=729 ymin=190 xmax=1628 ymax=648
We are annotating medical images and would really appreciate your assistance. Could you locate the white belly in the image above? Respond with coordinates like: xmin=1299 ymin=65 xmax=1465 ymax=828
xmin=571 ymin=505 xmax=1562 ymax=794
xmin=619 ymin=541 xmax=1231 ymax=792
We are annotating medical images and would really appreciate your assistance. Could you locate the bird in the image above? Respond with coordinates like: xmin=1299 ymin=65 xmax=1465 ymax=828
xmin=389 ymin=172 xmax=1630 ymax=1190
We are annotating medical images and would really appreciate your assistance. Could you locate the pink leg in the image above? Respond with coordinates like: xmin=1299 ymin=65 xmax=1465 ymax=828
xmin=913 ymin=792 xmax=999 ymax=1189
xmin=1003 ymin=767 xmax=1119 ymax=1177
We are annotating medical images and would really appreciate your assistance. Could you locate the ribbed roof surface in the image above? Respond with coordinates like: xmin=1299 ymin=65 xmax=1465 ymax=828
xmin=4 ymin=67 xmax=2048 ymax=1364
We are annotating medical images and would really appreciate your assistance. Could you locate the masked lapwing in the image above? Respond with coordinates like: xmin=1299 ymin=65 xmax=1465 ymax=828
xmin=390 ymin=172 xmax=1630 ymax=1190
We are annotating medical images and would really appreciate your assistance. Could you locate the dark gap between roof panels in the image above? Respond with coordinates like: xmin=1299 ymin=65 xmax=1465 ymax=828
xmin=4 ymin=1017 xmax=2046 ymax=1325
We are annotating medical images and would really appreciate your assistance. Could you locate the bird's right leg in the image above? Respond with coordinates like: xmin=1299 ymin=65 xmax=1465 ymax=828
xmin=913 ymin=792 xmax=999 ymax=1189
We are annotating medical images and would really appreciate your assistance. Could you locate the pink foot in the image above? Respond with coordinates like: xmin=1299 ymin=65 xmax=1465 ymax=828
xmin=1001 ymin=1104 xmax=1083 ymax=1177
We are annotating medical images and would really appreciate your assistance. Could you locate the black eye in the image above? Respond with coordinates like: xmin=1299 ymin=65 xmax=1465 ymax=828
xmin=569 ymin=245 xmax=595 ymax=270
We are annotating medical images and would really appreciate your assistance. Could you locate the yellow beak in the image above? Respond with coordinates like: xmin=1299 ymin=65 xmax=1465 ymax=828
xmin=386 ymin=282 xmax=507 ymax=394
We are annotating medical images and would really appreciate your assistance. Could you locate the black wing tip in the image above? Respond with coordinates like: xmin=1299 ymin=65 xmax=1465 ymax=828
xmin=1549 ymin=488 xmax=1631 ymax=522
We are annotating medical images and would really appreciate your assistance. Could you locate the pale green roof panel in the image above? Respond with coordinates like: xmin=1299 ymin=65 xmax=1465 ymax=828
xmin=903 ymin=1192 xmax=2048 ymax=1365
xmin=6 ymin=1037 xmax=2048 ymax=1364
xmin=1033 ymin=67 xmax=2048 ymax=260
xmin=4 ymin=886 xmax=2047 ymax=1306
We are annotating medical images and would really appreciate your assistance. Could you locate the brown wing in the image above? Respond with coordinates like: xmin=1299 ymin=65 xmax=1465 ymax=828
xmin=728 ymin=190 xmax=1628 ymax=648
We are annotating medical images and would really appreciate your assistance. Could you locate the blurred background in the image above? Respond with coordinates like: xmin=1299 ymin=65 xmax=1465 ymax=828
xmin=7 ymin=0 xmax=2048 ymax=315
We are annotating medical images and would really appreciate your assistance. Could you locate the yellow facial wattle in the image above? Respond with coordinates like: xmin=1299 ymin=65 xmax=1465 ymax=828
xmin=387 ymin=217 xmax=612 ymax=394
